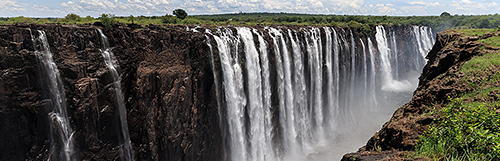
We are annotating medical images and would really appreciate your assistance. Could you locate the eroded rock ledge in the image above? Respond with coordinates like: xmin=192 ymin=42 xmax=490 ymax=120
xmin=342 ymin=30 xmax=500 ymax=160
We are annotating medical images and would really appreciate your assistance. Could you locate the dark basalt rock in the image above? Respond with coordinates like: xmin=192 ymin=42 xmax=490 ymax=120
xmin=0 ymin=24 xmax=221 ymax=161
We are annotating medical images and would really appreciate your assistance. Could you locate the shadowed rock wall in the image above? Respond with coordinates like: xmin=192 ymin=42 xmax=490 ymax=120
xmin=0 ymin=24 xmax=221 ymax=161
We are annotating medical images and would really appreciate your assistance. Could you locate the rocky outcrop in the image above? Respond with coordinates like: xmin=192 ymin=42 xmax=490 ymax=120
xmin=0 ymin=24 xmax=221 ymax=160
xmin=342 ymin=29 xmax=500 ymax=160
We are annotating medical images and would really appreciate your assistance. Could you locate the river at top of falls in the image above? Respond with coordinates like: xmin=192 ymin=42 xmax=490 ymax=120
xmin=207 ymin=25 xmax=435 ymax=161
xmin=30 ymin=29 xmax=75 ymax=161
xmin=97 ymin=29 xmax=134 ymax=161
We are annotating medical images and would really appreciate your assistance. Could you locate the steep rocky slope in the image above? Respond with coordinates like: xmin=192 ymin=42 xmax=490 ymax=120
xmin=342 ymin=29 xmax=500 ymax=160
xmin=0 ymin=24 xmax=221 ymax=160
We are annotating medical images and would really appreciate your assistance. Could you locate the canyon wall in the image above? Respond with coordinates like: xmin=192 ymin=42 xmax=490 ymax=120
xmin=0 ymin=24 xmax=221 ymax=160
xmin=0 ymin=23 xmax=434 ymax=160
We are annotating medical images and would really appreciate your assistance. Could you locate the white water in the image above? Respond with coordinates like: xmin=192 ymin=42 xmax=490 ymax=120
xmin=31 ymin=30 xmax=75 ymax=161
xmin=367 ymin=38 xmax=379 ymax=110
xmin=375 ymin=26 xmax=413 ymax=92
xmin=208 ymin=25 xmax=435 ymax=161
xmin=97 ymin=29 xmax=134 ymax=161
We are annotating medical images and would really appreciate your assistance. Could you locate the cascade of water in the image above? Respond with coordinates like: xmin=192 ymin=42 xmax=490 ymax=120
xmin=205 ymin=33 xmax=229 ymax=158
xmin=311 ymin=28 xmax=324 ymax=141
xmin=332 ymin=29 xmax=340 ymax=119
xmin=338 ymin=29 xmax=349 ymax=116
xmin=237 ymin=27 xmax=276 ymax=161
xmin=360 ymin=38 xmax=368 ymax=106
xmin=304 ymin=28 xmax=324 ymax=146
xmin=375 ymin=26 xmax=413 ymax=92
xmin=31 ymin=30 xmax=75 ymax=161
xmin=266 ymin=28 xmax=289 ymax=156
xmin=281 ymin=29 xmax=296 ymax=153
xmin=367 ymin=38 xmax=379 ymax=109
xmin=213 ymin=28 xmax=248 ymax=161
xmin=323 ymin=27 xmax=335 ymax=131
xmin=350 ymin=31 xmax=356 ymax=102
xmin=414 ymin=26 xmax=435 ymax=61
xmin=413 ymin=26 xmax=425 ymax=62
xmin=347 ymin=30 xmax=357 ymax=122
xmin=287 ymin=29 xmax=310 ymax=154
xmin=210 ymin=26 xmax=436 ymax=161
xmin=238 ymin=27 xmax=264 ymax=161
xmin=420 ymin=27 xmax=434 ymax=57
xmin=97 ymin=29 xmax=134 ymax=161
xmin=390 ymin=31 xmax=399 ymax=79
xmin=252 ymin=28 xmax=276 ymax=161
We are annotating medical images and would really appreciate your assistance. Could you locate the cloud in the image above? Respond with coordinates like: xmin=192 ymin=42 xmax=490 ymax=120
xmin=450 ymin=0 xmax=499 ymax=14
xmin=1 ymin=0 xmax=499 ymax=17
xmin=363 ymin=3 xmax=401 ymax=15
xmin=408 ymin=1 xmax=440 ymax=6
xmin=0 ymin=0 xmax=64 ymax=17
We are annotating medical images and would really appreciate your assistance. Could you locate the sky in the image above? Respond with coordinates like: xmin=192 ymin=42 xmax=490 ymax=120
xmin=0 ymin=0 xmax=499 ymax=17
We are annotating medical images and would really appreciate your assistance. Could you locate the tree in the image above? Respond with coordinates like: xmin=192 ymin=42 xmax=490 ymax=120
xmin=173 ymin=9 xmax=187 ymax=20
xmin=65 ymin=13 xmax=81 ymax=21
xmin=99 ymin=14 xmax=116 ymax=29
xmin=440 ymin=12 xmax=451 ymax=17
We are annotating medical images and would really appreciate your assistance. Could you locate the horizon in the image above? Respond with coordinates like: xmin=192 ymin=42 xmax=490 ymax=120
xmin=0 ymin=0 xmax=499 ymax=18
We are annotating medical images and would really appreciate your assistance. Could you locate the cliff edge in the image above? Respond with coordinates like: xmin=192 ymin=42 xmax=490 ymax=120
xmin=342 ymin=29 xmax=500 ymax=160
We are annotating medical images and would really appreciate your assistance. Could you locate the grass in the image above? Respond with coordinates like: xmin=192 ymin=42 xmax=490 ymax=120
xmin=456 ymin=29 xmax=495 ymax=37
xmin=479 ymin=36 xmax=500 ymax=47
xmin=415 ymin=99 xmax=500 ymax=160
xmin=416 ymin=29 xmax=500 ymax=159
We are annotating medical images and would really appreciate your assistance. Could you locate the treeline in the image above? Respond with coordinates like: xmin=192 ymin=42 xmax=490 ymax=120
xmin=1 ymin=12 xmax=500 ymax=33
xmin=196 ymin=12 xmax=500 ymax=32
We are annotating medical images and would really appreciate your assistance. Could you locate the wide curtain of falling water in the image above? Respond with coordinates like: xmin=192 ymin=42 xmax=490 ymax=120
xmin=206 ymin=25 xmax=435 ymax=161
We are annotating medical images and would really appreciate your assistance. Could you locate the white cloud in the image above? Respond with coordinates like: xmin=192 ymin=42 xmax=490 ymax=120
xmin=450 ymin=0 xmax=499 ymax=14
xmin=0 ymin=0 xmax=499 ymax=17
xmin=408 ymin=1 xmax=440 ymax=6
xmin=0 ymin=0 xmax=65 ymax=17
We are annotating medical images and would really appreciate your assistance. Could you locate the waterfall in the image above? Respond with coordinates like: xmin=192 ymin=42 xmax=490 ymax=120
xmin=97 ymin=29 xmax=134 ymax=161
xmin=375 ymin=26 xmax=413 ymax=92
xmin=212 ymin=27 xmax=248 ymax=161
xmin=207 ymin=25 xmax=435 ymax=161
xmin=253 ymin=28 xmax=275 ymax=161
xmin=30 ymin=30 xmax=75 ymax=161
xmin=367 ymin=38 xmax=378 ymax=109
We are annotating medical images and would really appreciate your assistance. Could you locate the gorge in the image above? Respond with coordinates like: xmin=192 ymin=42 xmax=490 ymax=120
xmin=0 ymin=24 xmax=434 ymax=160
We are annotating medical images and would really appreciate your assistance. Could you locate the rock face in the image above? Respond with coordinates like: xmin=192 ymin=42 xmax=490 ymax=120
xmin=342 ymin=29 xmax=500 ymax=160
xmin=0 ymin=24 xmax=221 ymax=160
xmin=1 ymin=23 xmax=437 ymax=161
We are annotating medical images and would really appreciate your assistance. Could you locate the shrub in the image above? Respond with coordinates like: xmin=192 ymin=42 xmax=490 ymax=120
xmin=99 ymin=14 xmax=116 ymax=29
xmin=8 ymin=16 xmax=34 ymax=24
xmin=162 ymin=15 xmax=178 ymax=24
xmin=173 ymin=9 xmax=187 ymax=20
xmin=181 ymin=17 xmax=201 ymax=25
xmin=416 ymin=99 xmax=500 ymax=160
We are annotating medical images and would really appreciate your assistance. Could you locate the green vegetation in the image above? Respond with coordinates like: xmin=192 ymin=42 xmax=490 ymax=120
xmin=416 ymin=98 xmax=500 ymax=160
xmin=173 ymin=9 xmax=188 ymax=20
xmin=99 ymin=14 xmax=116 ymax=29
xmin=1 ymin=12 xmax=500 ymax=32
xmin=478 ymin=36 xmax=500 ymax=47
xmin=127 ymin=15 xmax=135 ymax=24
xmin=416 ymin=30 xmax=500 ymax=160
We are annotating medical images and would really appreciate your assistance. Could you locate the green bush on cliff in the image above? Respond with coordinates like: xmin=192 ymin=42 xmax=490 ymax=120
xmin=416 ymin=99 xmax=500 ymax=160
